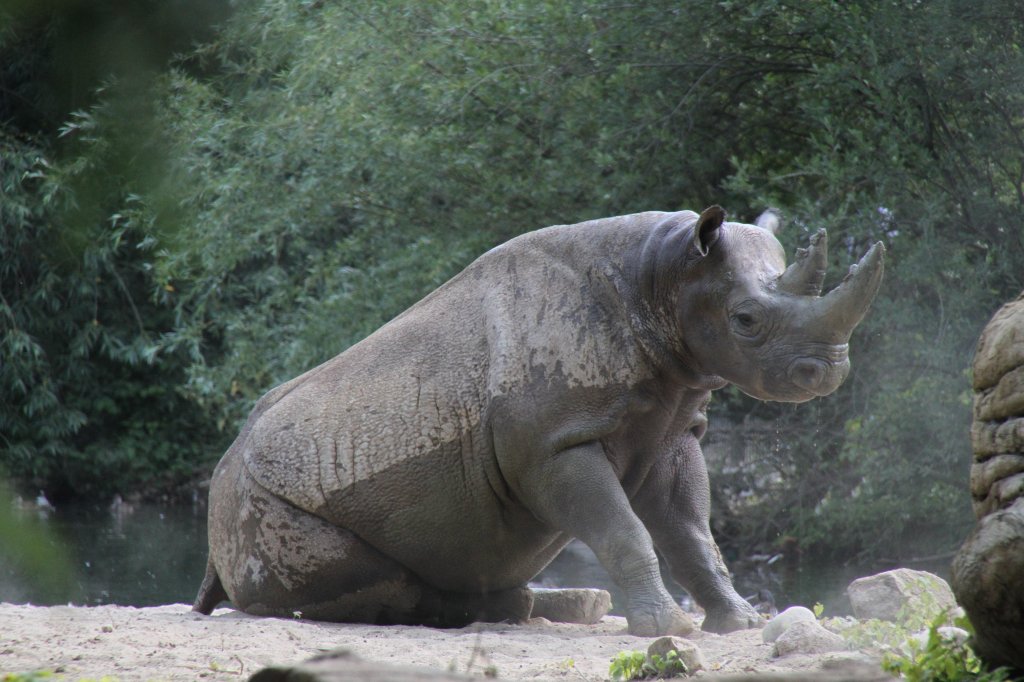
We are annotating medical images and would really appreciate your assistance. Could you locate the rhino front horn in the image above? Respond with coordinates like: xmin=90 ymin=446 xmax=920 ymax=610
xmin=779 ymin=228 xmax=828 ymax=296
xmin=816 ymin=241 xmax=886 ymax=338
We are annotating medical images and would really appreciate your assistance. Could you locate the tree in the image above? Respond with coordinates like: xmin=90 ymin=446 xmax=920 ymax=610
xmin=0 ymin=1 xmax=229 ymax=498
xmin=3 ymin=0 xmax=1022 ymax=562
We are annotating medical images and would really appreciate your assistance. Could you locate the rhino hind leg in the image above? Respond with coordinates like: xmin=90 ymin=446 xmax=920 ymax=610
xmin=230 ymin=507 xmax=535 ymax=627
xmin=207 ymin=459 xmax=532 ymax=626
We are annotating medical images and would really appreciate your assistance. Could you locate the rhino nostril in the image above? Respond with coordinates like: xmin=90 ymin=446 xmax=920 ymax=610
xmin=788 ymin=358 xmax=829 ymax=393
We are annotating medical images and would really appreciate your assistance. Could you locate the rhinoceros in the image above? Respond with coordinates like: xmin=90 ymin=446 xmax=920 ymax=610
xmin=193 ymin=206 xmax=884 ymax=636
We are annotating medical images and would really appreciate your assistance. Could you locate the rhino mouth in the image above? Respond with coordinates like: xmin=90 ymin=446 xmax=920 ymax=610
xmin=785 ymin=345 xmax=850 ymax=398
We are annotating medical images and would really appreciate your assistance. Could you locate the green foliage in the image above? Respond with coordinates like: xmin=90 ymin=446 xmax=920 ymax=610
xmin=609 ymin=649 xmax=687 ymax=681
xmin=832 ymin=617 xmax=911 ymax=653
xmin=609 ymin=651 xmax=647 ymax=681
xmin=670 ymin=0 xmax=1024 ymax=562
xmin=0 ymin=0 xmax=230 ymax=135
xmin=0 ymin=5 xmax=230 ymax=499
xmin=1 ymin=0 xmax=1023 ymax=570
xmin=882 ymin=614 xmax=1014 ymax=682
xmin=826 ymin=605 xmax=1018 ymax=681
xmin=0 ymin=125 xmax=223 ymax=498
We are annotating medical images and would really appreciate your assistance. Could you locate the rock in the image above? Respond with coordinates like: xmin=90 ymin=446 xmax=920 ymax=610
xmin=762 ymin=606 xmax=816 ymax=643
xmin=970 ymin=454 xmax=1024 ymax=508
xmin=953 ymin=291 xmax=1024 ymax=675
xmin=975 ymin=471 xmax=1024 ymax=518
xmin=528 ymin=587 xmax=612 ymax=624
xmin=970 ymin=417 xmax=1024 ymax=460
xmin=647 ymin=636 xmax=705 ymax=674
xmin=906 ymin=625 xmax=969 ymax=654
xmin=772 ymin=620 xmax=847 ymax=657
xmin=951 ymin=498 xmax=1024 ymax=672
xmin=974 ymin=365 xmax=1024 ymax=422
xmin=973 ymin=291 xmax=1024 ymax=391
xmin=846 ymin=569 xmax=956 ymax=622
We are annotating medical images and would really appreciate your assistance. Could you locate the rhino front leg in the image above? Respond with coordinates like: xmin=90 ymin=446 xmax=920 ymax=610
xmin=632 ymin=434 xmax=761 ymax=633
xmin=517 ymin=442 xmax=693 ymax=636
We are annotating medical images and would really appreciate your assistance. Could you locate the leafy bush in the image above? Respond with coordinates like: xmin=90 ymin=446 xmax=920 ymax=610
xmin=882 ymin=615 xmax=1014 ymax=682
xmin=609 ymin=650 xmax=687 ymax=681
xmin=0 ymin=115 xmax=223 ymax=498
xmin=1 ymin=0 xmax=1023 ymax=568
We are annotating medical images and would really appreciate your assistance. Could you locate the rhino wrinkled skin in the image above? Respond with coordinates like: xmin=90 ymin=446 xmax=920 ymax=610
xmin=194 ymin=207 xmax=884 ymax=636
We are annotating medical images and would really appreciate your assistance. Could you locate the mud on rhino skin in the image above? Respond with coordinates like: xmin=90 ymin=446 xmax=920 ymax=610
xmin=194 ymin=206 xmax=884 ymax=636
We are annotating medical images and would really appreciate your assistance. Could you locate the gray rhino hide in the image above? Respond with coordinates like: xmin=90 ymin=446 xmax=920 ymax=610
xmin=194 ymin=208 xmax=883 ymax=636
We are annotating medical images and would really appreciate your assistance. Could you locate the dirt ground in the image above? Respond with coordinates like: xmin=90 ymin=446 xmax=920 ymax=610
xmin=0 ymin=603 xmax=884 ymax=681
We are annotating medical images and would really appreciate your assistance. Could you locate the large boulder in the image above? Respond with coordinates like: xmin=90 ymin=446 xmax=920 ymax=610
xmin=951 ymin=291 xmax=1024 ymax=673
xmin=846 ymin=569 xmax=955 ymax=622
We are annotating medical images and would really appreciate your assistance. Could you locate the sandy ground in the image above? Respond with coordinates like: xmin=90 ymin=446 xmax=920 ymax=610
xmin=0 ymin=603 xmax=883 ymax=681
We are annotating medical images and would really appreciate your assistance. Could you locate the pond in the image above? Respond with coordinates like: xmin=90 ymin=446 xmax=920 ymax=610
xmin=2 ymin=501 xmax=938 ymax=618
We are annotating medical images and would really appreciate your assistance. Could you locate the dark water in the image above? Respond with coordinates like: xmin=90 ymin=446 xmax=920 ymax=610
xmin=2 ymin=502 xmax=209 ymax=607
xmin=2 ymin=502 xmax=935 ymax=617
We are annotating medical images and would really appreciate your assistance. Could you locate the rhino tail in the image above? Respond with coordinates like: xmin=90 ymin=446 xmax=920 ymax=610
xmin=192 ymin=557 xmax=228 ymax=615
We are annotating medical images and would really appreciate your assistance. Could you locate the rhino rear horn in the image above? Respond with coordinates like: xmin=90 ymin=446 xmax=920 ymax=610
xmin=779 ymin=228 xmax=829 ymax=296
xmin=695 ymin=205 xmax=726 ymax=255
xmin=815 ymin=241 xmax=886 ymax=338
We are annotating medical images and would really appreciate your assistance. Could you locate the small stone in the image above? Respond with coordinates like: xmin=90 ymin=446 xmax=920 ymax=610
xmin=528 ymin=588 xmax=612 ymax=625
xmin=762 ymin=605 xmax=816 ymax=643
xmin=847 ymin=569 xmax=956 ymax=622
xmin=647 ymin=636 xmax=704 ymax=674
xmin=906 ymin=626 xmax=970 ymax=654
xmin=772 ymin=620 xmax=847 ymax=657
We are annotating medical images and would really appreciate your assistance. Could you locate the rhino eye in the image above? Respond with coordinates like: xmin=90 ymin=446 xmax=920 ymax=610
xmin=730 ymin=307 xmax=764 ymax=339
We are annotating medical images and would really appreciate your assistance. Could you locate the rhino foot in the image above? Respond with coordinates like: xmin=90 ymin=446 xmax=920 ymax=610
xmin=627 ymin=602 xmax=695 ymax=637
xmin=701 ymin=599 xmax=763 ymax=634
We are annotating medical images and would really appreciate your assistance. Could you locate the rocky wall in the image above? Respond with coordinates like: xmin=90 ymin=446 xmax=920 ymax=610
xmin=951 ymin=291 xmax=1024 ymax=673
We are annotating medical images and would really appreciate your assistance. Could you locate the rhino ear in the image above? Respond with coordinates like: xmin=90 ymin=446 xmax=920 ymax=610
xmin=755 ymin=209 xmax=782 ymax=235
xmin=695 ymin=205 xmax=726 ymax=256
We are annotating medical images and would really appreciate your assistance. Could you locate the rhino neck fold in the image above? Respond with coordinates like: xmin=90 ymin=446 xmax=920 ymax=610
xmin=602 ymin=257 xmax=726 ymax=394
